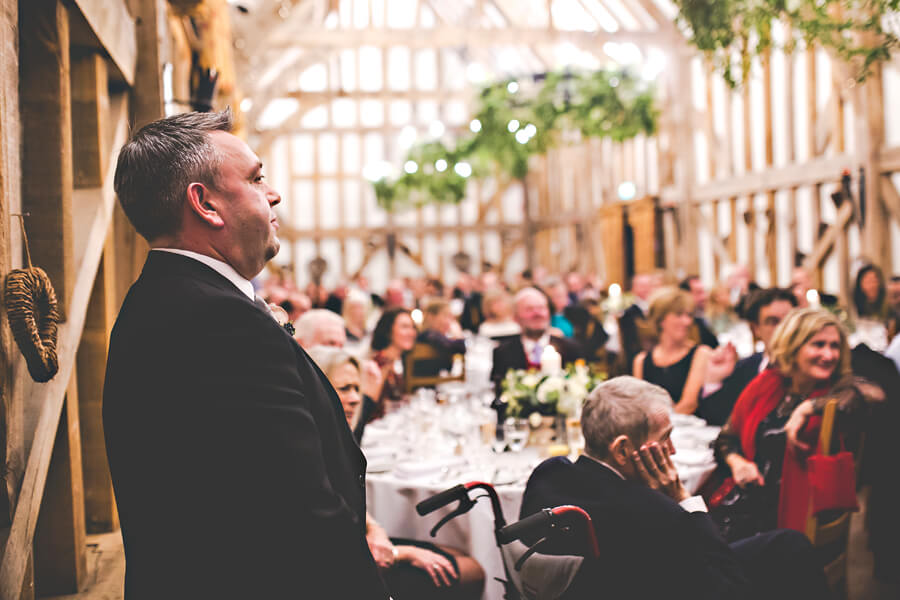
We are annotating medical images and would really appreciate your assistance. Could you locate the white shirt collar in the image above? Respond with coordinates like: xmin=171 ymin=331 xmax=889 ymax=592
xmin=521 ymin=332 xmax=551 ymax=353
xmin=153 ymin=248 xmax=256 ymax=301
xmin=582 ymin=454 xmax=626 ymax=480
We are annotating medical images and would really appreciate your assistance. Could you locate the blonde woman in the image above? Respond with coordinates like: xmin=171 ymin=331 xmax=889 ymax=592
xmin=713 ymin=308 xmax=880 ymax=535
xmin=633 ymin=287 xmax=711 ymax=414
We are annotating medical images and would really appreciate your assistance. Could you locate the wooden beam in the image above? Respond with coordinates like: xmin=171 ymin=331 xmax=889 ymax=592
xmin=129 ymin=0 xmax=166 ymax=130
xmin=0 ymin=0 xmax=24 ymax=526
xmin=660 ymin=154 xmax=853 ymax=204
xmin=71 ymin=51 xmax=108 ymax=189
xmin=76 ymin=235 xmax=119 ymax=533
xmin=33 ymin=376 xmax=86 ymax=596
xmin=266 ymin=26 xmax=676 ymax=49
xmin=19 ymin=0 xmax=74 ymax=320
xmin=70 ymin=0 xmax=137 ymax=85
xmin=0 ymin=95 xmax=128 ymax=600
xmin=879 ymin=175 xmax=900 ymax=224
xmin=803 ymin=202 xmax=854 ymax=271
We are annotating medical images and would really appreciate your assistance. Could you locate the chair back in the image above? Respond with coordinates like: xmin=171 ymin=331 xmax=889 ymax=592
xmin=403 ymin=342 xmax=465 ymax=393
xmin=499 ymin=540 xmax=584 ymax=600
xmin=804 ymin=398 xmax=862 ymax=597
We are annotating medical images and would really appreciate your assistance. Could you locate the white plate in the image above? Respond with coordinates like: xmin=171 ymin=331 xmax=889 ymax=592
xmin=366 ymin=459 xmax=395 ymax=474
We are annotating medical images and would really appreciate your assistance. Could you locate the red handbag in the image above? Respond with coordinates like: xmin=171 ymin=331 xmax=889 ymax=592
xmin=806 ymin=436 xmax=859 ymax=515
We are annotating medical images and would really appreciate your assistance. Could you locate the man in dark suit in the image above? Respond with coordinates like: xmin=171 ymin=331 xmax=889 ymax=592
xmin=680 ymin=275 xmax=720 ymax=348
xmin=519 ymin=377 xmax=831 ymax=600
xmin=698 ymin=288 xmax=796 ymax=425
xmin=104 ymin=110 xmax=387 ymax=599
xmin=490 ymin=287 xmax=584 ymax=398
xmin=617 ymin=273 xmax=655 ymax=374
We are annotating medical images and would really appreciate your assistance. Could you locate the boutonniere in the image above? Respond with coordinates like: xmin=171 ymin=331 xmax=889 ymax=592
xmin=268 ymin=304 xmax=295 ymax=335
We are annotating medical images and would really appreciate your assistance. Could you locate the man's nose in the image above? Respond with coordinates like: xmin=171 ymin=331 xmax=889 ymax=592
xmin=666 ymin=439 xmax=676 ymax=455
xmin=267 ymin=185 xmax=282 ymax=206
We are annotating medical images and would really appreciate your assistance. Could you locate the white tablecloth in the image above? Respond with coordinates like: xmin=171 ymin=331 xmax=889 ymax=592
xmin=365 ymin=413 xmax=719 ymax=600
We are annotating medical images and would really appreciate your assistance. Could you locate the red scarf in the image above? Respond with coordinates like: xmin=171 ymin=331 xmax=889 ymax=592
xmin=729 ymin=368 xmax=827 ymax=531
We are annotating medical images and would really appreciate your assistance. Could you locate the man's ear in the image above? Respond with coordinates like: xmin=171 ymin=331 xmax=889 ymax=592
xmin=608 ymin=435 xmax=633 ymax=468
xmin=186 ymin=182 xmax=224 ymax=227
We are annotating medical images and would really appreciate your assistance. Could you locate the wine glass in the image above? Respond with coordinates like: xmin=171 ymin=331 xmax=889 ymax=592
xmin=503 ymin=418 xmax=529 ymax=453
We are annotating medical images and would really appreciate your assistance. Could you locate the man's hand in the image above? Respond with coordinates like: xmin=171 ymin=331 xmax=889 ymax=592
xmin=705 ymin=343 xmax=737 ymax=385
xmin=631 ymin=442 xmax=690 ymax=502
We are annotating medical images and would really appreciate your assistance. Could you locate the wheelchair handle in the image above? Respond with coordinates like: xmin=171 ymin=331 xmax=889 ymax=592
xmin=416 ymin=484 xmax=467 ymax=516
xmin=497 ymin=509 xmax=552 ymax=544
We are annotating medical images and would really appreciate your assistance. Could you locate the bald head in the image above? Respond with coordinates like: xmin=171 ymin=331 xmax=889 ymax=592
xmin=295 ymin=309 xmax=347 ymax=349
xmin=514 ymin=287 xmax=550 ymax=338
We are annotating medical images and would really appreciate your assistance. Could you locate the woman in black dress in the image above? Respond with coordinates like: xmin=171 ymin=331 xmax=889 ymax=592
xmin=633 ymin=286 xmax=712 ymax=414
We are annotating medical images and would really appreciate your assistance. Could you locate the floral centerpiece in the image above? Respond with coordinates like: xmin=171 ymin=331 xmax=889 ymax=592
xmin=500 ymin=361 xmax=605 ymax=422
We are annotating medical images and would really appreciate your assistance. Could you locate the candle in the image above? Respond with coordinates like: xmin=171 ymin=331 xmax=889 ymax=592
xmin=806 ymin=289 xmax=820 ymax=309
xmin=609 ymin=283 xmax=622 ymax=311
xmin=540 ymin=345 xmax=562 ymax=374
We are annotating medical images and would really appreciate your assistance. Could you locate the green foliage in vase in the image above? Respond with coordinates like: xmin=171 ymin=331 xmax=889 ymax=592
xmin=673 ymin=0 xmax=900 ymax=88
xmin=373 ymin=68 xmax=658 ymax=212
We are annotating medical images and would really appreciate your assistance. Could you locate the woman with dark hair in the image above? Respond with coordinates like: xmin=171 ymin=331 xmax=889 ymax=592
xmin=367 ymin=307 xmax=417 ymax=421
xmin=853 ymin=263 xmax=887 ymax=320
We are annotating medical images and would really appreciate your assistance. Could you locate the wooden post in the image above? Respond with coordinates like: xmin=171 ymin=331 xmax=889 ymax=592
xmin=670 ymin=48 xmax=698 ymax=275
xmin=71 ymin=51 xmax=108 ymax=189
xmin=129 ymin=0 xmax=165 ymax=130
xmin=857 ymin=61 xmax=890 ymax=277
xmin=76 ymin=236 xmax=119 ymax=533
xmin=33 ymin=374 xmax=87 ymax=596
xmin=19 ymin=0 xmax=74 ymax=320
xmin=806 ymin=46 xmax=823 ymax=287
xmin=0 ymin=0 xmax=24 ymax=526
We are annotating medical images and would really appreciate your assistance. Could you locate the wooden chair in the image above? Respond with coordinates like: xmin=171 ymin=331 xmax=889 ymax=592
xmin=403 ymin=342 xmax=465 ymax=393
xmin=804 ymin=399 xmax=863 ymax=599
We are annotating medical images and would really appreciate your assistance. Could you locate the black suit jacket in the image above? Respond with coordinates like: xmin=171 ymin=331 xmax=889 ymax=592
xmin=698 ymin=352 xmax=764 ymax=426
xmin=490 ymin=335 xmax=585 ymax=395
xmin=519 ymin=456 xmax=749 ymax=600
xmin=103 ymin=252 xmax=387 ymax=599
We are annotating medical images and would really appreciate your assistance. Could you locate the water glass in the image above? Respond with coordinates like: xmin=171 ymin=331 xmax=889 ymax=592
xmin=503 ymin=418 xmax=529 ymax=453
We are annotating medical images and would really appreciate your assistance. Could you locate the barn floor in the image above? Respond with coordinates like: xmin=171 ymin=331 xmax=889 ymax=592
xmin=42 ymin=489 xmax=900 ymax=599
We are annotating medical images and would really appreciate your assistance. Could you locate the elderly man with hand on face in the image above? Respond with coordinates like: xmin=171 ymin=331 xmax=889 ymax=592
xmin=103 ymin=110 xmax=388 ymax=599
xmin=489 ymin=287 xmax=584 ymax=400
xmin=518 ymin=376 xmax=832 ymax=600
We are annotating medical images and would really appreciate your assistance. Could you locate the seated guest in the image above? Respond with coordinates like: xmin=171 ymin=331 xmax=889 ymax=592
xmin=307 ymin=346 xmax=485 ymax=599
xmin=679 ymin=275 xmax=720 ymax=348
xmin=713 ymin=308 xmax=880 ymax=535
xmin=490 ymin=288 xmax=584 ymax=396
xmin=853 ymin=263 xmax=888 ymax=323
xmin=295 ymin=309 xmax=347 ymax=348
xmin=544 ymin=279 xmax=574 ymax=337
xmin=633 ymin=287 xmax=711 ymax=415
xmin=477 ymin=288 xmax=521 ymax=339
xmin=706 ymin=284 xmax=740 ymax=335
xmin=790 ymin=265 xmax=838 ymax=309
xmin=617 ymin=272 xmax=656 ymax=374
xmin=699 ymin=288 xmax=796 ymax=425
xmin=519 ymin=376 xmax=832 ymax=600
xmin=343 ymin=289 xmax=372 ymax=344
xmin=369 ymin=307 xmax=417 ymax=419
xmin=415 ymin=299 xmax=467 ymax=377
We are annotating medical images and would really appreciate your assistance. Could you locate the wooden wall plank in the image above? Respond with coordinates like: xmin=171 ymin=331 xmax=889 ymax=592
xmin=19 ymin=0 xmax=75 ymax=320
xmin=70 ymin=0 xmax=137 ymax=85
xmin=71 ymin=51 xmax=108 ymax=189
xmin=33 ymin=375 xmax=86 ymax=596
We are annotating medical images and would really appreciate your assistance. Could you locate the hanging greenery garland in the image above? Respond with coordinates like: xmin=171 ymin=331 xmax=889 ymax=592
xmin=372 ymin=68 xmax=658 ymax=212
xmin=673 ymin=0 xmax=900 ymax=88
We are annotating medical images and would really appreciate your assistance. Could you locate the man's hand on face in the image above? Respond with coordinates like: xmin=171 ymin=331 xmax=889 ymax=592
xmin=631 ymin=442 xmax=690 ymax=503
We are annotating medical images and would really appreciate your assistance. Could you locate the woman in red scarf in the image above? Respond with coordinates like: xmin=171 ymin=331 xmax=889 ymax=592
xmin=713 ymin=308 xmax=874 ymax=534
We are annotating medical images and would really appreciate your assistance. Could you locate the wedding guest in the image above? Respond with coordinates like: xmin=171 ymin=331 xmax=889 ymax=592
xmin=369 ymin=307 xmax=418 ymax=416
xmin=699 ymin=288 xmax=796 ymax=425
xmin=295 ymin=309 xmax=346 ymax=348
xmin=477 ymin=288 xmax=521 ymax=339
xmin=706 ymin=284 xmax=740 ymax=336
xmin=104 ymin=110 xmax=387 ymax=597
xmin=679 ymin=275 xmax=719 ymax=348
xmin=307 ymin=346 xmax=485 ymax=599
xmin=633 ymin=287 xmax=711 ymax=415
xmin=490 ymin=288 xmax=583 ymax=398
xmin=518 ymin=376 xmax=832 ymax=600
xmin=853 ymin=263 xmax=887 ymax=321
xmin=713 ymin=308 xmax=880 ymax=536
xmin=415 ymin=299 xmax=466 ymax=377
xmin=617 ymin=273 xmax=657 ymax=374
xmin=344 ymin=289 xmax=372 ymax=343
xmin=544 ymin=279 xmax=574 ymax=337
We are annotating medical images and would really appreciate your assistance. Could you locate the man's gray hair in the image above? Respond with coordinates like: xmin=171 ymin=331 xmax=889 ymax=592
xmin=513 ymin=287 xmax=546 ymax=307
xmin=113 ymin=109 xmax=234 ymax=242
xmin=295 ymin=309 xmax=346 ymax=347
xmin=581 ymin=376 xmax=673 ymax=460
